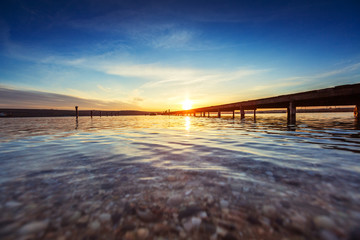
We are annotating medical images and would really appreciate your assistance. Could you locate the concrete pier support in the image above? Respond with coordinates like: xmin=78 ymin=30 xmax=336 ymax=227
xmin=75 ymin=106 xmax=78 ymax=119
xmin=218 ymin=109 xmax=221 ymax=118
xmin=355 ymin=105 xmax=360 ymax=121
xmin=287 ymin=101 xmax=296 ymax=125
xmin=240 ymin=108 xmax=245 ymax=119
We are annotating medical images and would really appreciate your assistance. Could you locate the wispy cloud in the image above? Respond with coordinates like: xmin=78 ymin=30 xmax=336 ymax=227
xmin=314 ymin=63 xmax=360 ymax=78
xmin=151 ymin=30 xmax=193 ymax=49
xmin=67 ymin=8 xmax=198 ymax=50
xmin=97 ymin=84 xmax=113 ymax=92
xmin=250 ymin=62 xmax=360 ymax=93
xmin=103 ymin=63 xmax=266 ymax=88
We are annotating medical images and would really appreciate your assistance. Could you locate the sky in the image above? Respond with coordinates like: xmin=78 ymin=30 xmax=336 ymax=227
xmin=0 ymin=0 xmax=360 ymax=111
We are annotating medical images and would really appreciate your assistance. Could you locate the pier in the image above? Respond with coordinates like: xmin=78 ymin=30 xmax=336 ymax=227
xmin=170 ymin=83 xmax=360 ymax=125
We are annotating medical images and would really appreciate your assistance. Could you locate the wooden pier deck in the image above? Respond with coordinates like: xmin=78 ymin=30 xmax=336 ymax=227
xmin=170 ymin=83 xmax=360 ymax=125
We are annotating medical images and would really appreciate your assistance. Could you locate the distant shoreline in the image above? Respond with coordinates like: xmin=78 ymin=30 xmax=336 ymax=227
xmin=0 ymin=109 xmax=159 ymax=118
xmin=0 ymin=107 xmax=354 ymax=118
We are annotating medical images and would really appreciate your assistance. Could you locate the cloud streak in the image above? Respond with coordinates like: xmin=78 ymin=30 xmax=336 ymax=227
xmin=104 ymin=64 xmax=267 ymax=88
xmin=250 ymin=62 xmax=360 ymax=93
xmin=0 ymin=86 xmax=140 ymax=110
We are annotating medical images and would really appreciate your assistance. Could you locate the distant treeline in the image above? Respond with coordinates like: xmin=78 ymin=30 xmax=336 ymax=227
xmin=0 ymin=109 xmax=159 ymax=118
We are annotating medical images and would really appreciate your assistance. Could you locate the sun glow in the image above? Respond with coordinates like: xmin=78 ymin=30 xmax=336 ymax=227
xmin=182 ymin=99 xmax=193 ymax=110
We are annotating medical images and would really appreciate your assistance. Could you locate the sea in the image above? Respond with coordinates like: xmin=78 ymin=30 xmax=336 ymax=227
xmin=0 ymin=113 xmax=359 ymax=239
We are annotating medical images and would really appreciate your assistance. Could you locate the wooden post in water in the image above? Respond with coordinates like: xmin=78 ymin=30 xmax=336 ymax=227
xmin=90 ymin=110 xmax=93 ymax=118
xmin=240 ymin=107 xmax=245 ymax=119
xmin=253 ymin=108 xmax=256 ymax=121
xmin=287 ymin=101 xmax=296 ymax=125
xmin=75 ymin=106 xmax=78 ymax=119
xmin=100 ymin=111 xmax=102 ymax=117
xmin=208 ymin=112 xmax=210 ymax=117
xmin=218 ymin=109 xmax=221 ymax=118
xmin=193 ymin=112 xmax=196 ymax=117
xmin=232 ymin=110 xmax=235 ymax=119
xmin=355 ymin=104 xmax=360 ymax=121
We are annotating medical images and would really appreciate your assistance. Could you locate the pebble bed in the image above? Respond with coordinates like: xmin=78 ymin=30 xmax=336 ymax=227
xmin=1 ymin=163 xmax=359 ymax=240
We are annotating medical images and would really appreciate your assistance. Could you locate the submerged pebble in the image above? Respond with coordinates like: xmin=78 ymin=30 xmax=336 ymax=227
xmin=89 ymin=220 xmax=100 ymax=231
xmin=313 ymin=216 xmax=335 ymax=230
xmin=136 ymin=228 xmax=149 ymax=239
xmin=220 ymin=199 xmax=229 ymax=208
xmin=18 ymin=220 xmax=48 ymax=235
xmin=320 ymin=230 xmax=339 ymax=240
xmin=5 ymin=201 xmax=22 ymax=208
xmin=167 ymin=195 xmax=182 ymax=206
xmin=262 ymin=205 xmax=276 ymax=217
xmin=99 ymin=213 xmax=111 ymax=222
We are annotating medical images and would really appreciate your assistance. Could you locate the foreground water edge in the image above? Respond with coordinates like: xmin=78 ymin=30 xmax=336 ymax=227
xmin=0 ymin=113 xmax=359 ymax=240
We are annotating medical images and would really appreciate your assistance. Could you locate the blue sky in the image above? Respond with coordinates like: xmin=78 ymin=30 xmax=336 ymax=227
xmin=0 ymin=0 xmax=359 ymax=110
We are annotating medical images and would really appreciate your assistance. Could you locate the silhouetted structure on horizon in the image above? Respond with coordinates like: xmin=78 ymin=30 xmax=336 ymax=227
xmin=170 ymin=83 xmax=360 ymax=125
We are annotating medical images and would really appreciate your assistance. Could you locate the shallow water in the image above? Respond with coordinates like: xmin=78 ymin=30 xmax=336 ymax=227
xmin=1 ymin=113 xmax=359 ymax=182
xmin=0 ymin=113 xmax=359 ymax=239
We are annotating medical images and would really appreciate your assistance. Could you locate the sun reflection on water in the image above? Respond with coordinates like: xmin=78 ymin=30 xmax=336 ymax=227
xmin=185 ymin=116 xmax=191 ymax=131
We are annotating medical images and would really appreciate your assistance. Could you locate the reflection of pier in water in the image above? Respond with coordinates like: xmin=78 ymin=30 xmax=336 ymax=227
xmin=170 ymin=83 xmax=360 ymax=125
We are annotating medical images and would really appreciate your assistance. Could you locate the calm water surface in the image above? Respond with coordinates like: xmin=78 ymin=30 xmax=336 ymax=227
xmin=1 ymin=113 xmax=359 ymax=183
xmin=0 ymin=113 xmax=359 ymax=239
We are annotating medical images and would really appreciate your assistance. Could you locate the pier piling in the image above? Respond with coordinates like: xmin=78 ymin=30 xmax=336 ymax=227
xmin=218 ymin=109 xmax=221 ymax=118
xmin=232 ymin=110 xmax=235 ymax=119
xmin=355 ymin=105 xmax=360 ymax=121
xmin=91 ymin=110 xmax=93 ymax=118
xmin=240 ymin=108 xmax=245 ymax=119
xmin=75 ymin=106 xmax=78 ymax=119
xmin=287 ymin=102 xmax=296 ymax=125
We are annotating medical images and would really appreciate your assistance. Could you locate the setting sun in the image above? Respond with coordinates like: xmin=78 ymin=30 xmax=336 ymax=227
xmin=182 ymin=99 xmax=193 ymax=110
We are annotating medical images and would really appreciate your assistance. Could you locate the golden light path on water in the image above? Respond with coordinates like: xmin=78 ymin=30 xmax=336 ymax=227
xmin=185 ymin=116 xmax=191 ymax=131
